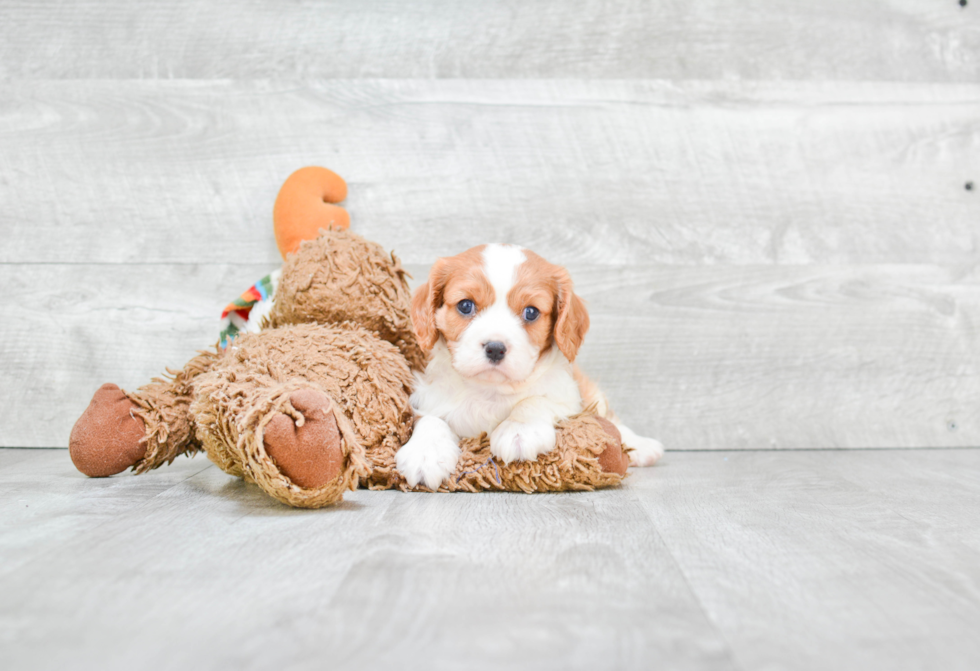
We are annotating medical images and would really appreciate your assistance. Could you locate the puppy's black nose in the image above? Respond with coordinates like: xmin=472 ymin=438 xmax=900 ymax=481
xmin=484 ymin=341 xmax=507 ymax=364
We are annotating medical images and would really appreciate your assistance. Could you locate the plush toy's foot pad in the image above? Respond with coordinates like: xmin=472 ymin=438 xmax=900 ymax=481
xmin=263 ymin=389 xmax=343 ymax=489
xmin=69 ymin=383 xmax=147 ymax=477
xmin=594 ymin=417 xmax=629 ymax=476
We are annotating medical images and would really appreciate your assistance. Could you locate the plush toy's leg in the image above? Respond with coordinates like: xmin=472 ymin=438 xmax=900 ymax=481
xmin=193 ymin=376 xmax=371 ymax=509
xmin=69 ymin=351 xmax=217 ymax=477
xmin=441 ymin=414 xmax=630 ymax=493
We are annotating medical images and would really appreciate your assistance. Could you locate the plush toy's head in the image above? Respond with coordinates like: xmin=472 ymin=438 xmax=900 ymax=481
xmin=264 ymin=231 xmax=427 ymax=372
xmin=267 ymin=166 xmax=426 ymax=370
xmin=273 ymin=166 xmax=350 ymax=259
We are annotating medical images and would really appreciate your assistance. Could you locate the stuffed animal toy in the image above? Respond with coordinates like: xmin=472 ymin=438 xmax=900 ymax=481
xmin=68 ymin=168 xmax=631 ymax=508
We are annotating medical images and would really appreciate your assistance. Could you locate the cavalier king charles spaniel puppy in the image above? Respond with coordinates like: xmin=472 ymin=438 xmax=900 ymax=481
xmin=396 ymin=243 xmax=664 ymax=489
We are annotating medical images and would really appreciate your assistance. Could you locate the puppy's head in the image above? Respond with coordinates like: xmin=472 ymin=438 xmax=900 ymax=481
xmin=412 ymin=244 xmax=589 ymax=384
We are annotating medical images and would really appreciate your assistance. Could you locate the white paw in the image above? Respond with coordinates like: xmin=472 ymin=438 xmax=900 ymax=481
xmin=490 ymin=419 xmax=556 ymax=464
xmin=396 ymin=417 xmax=461 ymax=490
xmin=626 ymin=435 xmax=664 ymax=467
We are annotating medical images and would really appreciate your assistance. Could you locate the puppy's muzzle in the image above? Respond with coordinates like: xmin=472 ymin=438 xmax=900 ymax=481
xmin=484 ymin=341 xmax=507 ymax=364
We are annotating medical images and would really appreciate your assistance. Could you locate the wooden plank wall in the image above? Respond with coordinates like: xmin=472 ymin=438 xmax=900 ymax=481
xmin=1 ymin=1 xmax=978 ymax=449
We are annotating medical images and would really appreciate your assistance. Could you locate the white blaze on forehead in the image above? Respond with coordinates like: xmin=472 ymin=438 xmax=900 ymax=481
xmin=449 ymin=243 xmax=537 ymax=383
xmin=481 ymin=244 xmax=526 ymax=301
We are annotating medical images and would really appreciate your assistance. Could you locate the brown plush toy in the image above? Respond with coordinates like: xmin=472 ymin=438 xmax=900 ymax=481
xmin=69 ymin=169 xmax=630 ymax=508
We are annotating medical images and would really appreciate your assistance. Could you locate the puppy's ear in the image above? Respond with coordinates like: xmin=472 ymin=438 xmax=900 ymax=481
xmin=553 ymin=268 xmax=590 ymax=362
xmin=412 ymin=259 xmax=448 ymax=351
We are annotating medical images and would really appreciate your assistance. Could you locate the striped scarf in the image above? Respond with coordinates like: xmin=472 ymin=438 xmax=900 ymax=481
xmin=219 ymin=270 xmax=281 ymax=349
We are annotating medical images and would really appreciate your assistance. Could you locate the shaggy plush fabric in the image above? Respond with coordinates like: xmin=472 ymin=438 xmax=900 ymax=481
xmin=126 ymin=350 xmax=218 ymax=474
xmin=444 ymin=415 xmax=628 ymax=494
xmin=264 ymin=231 xmax=427 ymax=372
xmin=192 ymin=323 xmax=413 ymax=507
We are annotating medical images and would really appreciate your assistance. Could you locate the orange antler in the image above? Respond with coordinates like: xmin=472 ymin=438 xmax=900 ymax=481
xmin=273 ymin=166 xmax=350 ymax=259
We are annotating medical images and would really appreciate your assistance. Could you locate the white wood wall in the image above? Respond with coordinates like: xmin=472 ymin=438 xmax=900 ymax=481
xmin=1 ymin=1 xmax=978 ymax=449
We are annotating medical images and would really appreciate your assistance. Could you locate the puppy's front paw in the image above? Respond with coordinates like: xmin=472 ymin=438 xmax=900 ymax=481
xmin=396 ymin=418 xmax=461 ymax=490
xmin=627 ymin=435 xmax=664 ymax=467
xmin=490 ymin=419 xmax=556 ymax=464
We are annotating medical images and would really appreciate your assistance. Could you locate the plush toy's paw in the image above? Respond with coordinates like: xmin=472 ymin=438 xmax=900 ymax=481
xmin=69 ymin=383 xmax=147 ymax=477
xmin=396 ymin=416 xmax=460 ymax=490
xmin=263 ymin=389 xmax=344 ymax=489
xmin=593 ymin=417 xmax=629 ymax=476
xmin=616 ymin=423 xmax=664 ymax=467
xmin=490 ymin=418 xmax=557 ymax=464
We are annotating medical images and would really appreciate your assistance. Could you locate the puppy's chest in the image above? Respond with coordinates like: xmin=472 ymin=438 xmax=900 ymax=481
xmin=442 ymin=387 xmax=518 ymax=438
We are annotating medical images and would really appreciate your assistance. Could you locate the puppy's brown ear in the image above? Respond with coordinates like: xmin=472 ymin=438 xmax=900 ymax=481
xmin=411 ymin=259 xmax=447 ymax=351
xmin=553 ymin=268 xmax=590 ymax=362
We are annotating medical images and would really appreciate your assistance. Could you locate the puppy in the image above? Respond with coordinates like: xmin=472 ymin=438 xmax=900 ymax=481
xmin=396 ymin=243 xmax=664 ymax=489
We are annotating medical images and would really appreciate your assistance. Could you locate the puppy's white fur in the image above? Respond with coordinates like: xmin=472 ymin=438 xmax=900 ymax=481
xmin=396 ymin=243 xmax=663 ymax=489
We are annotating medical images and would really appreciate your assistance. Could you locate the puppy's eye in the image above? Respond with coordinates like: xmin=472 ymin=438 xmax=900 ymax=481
xmin=523 ymin=306 xmax=540 ymax=322
xmin=457 ymin=299 xmax=475 ymax=316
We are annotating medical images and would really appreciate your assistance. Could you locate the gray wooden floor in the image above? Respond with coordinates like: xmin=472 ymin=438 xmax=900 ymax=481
xmin=2 ymin=447 xmax=979 ymax=671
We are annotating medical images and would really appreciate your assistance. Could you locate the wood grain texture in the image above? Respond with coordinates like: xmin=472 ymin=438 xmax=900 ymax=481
xmin=0 ymin=449 xmax=213 ymax=580
xmin=0 ymin=451 xmax=735 ymax=671
xmin=0 ymin=453 xmax=412 ymax=671
xmin=569 ymin=263 xmax=980 ymax=450
xmin=3 ymin=262 xmax=977 ymax=449
xmin=1 ymin=0 xmax=977 ymax=81
xmin=0 ymin=262 xmax=278 ymax=448
xmin=312 ymin=488 xmax=733 ymax=669
xmin=3 ymin=448 xmax=980 ymax=670
xmin=631 ymin=449 xmax=980 ymax=671
xmin=0 ymin=80 xmax=977 ymax=266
